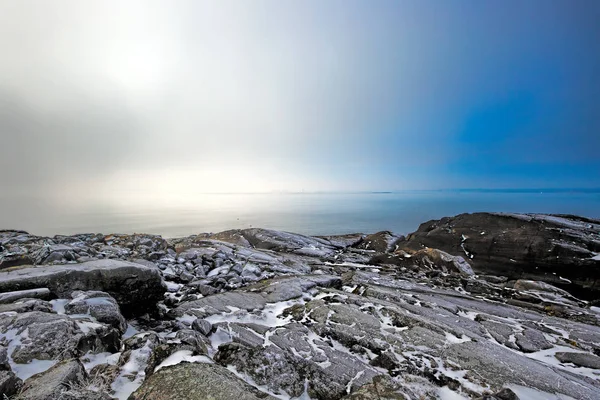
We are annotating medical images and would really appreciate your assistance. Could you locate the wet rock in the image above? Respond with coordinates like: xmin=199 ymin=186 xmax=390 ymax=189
xmin=129 ymin=362 xmax=278 ymax=400
xmin=17 ymin=359 xmax=86 ymax=400
xmin=0 ymin=259 xmax=166 ymax=316
xmin=554 ymin=352 xmax=600 ymax=369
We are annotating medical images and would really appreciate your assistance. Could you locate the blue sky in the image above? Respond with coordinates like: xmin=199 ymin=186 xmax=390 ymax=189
xmin=0 ymin=0 xmax=598 ymax=200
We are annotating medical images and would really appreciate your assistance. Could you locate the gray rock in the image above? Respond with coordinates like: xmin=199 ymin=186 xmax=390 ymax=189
xmin=191 ymin=319 xmax=212 ymax=336
xmin=64 ymin=291 xmax=127 ymax=333
xmin=0 ymin=288 xmax=51 ymax=304
xmin=18 ymin=359 xmax=86 ymax=400
xmin=555 ymin=352 xmax=600 ymax=369
xmin=0 ymin=259 xmax=166 ymax=316
xmin=129 ymin=362 xmax=278 ymax=400
xmin=1 ymin=312 xmax=82 ymax=363
xmin=515 ymin=329 xmax=553 ymax=353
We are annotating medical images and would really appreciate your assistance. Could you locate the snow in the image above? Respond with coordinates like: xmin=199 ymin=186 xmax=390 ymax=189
xmin=165 ymin=281 xmax=182 ymax=292
xmin=507 ymin=384 xmax=578 ymax=400
xmin=205 ymin=299 xmax=303 ymax=328
xmin=12 ymin=359 xmax=57 ymax=381
xmin=50 ymin=298 xmax=69 ymax=314
xmin=123 ymin=324 xmax=140 ymax=339
xmin=592 ymin=254 xmax=600 ymax=261
xmin=444 ymin=332 xmax=471 ymax=344
xmin=111 ymin=340 xmax=153 ymax=400
xmin=437 ymin=386 xmax=469 ymax=399
xmin=81 ymin=351 xmax=120 ymax=371
xmin=154 ymin=350 xmax=212 ymax=372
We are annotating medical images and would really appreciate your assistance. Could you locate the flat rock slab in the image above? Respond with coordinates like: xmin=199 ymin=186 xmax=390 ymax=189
xmin=129 ymin=362 xmax=278 ymax=400
xmin=0 ymin=260 xmax=166 ymax=315
xmin=0 ymin=288 xmax=50 ymax=304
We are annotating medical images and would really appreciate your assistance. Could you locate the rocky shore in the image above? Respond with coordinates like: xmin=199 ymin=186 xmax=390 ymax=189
xmin=0 ymin=212 xmax=599 ymax=399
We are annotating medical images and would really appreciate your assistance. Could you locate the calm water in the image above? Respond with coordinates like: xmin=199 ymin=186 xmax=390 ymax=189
xmin=1 ymin=191 xmax=599 ymax=238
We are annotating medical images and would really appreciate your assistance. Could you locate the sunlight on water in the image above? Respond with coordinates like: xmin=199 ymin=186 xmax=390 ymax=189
xmin=1 ymin=191 xmax=598 ymax=237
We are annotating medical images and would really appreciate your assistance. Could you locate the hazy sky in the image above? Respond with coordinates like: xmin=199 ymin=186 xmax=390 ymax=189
xmin=1 ymin=0 xmax=599 ymax=204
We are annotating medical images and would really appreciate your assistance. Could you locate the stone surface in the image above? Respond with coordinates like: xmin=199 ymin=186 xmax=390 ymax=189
xmin=0 ymin=260 xmax=166 ymax=315
xmin=17 ymin=359 xmax=86 ymax=400
xmin=0 ymin=215 xmax=599 ymax=400
xmin=398 ymin=212 xmax=600 ymax=299
xmin=0 ymin=370 xmax=22 ymax=397
xmin=128 ymin=363 xmax=278 ymax=400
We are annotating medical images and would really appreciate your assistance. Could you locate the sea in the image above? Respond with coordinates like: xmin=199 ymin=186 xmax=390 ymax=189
xmin=1 ymin=190 xmax=599 ymax=238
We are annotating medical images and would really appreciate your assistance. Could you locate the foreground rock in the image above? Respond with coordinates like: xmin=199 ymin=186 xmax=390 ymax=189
xmin=128 ymin=363 xmax=277 ymax=400
xmin=0 ymin=214 xmax=599 ymax=399
xmin=0 ymin=259 xmax=166 ymax=315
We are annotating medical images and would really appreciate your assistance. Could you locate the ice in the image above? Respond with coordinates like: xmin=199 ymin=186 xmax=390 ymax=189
xmin=592 ymin=254 xmax=600 ymax=261
xmin=154 ymin=350 xmax=212 ymax=372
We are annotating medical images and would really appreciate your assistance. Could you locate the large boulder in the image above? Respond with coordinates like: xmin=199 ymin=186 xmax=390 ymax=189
xmin=17 ymin=359 xmax=86 ymax=400
xmin=399 ymin=213 xmax=600 ymax=299
xmin=128 ymin=362 xmax=278 ymax=400
xmin=0 ymin=260 xmax=166 ymax=315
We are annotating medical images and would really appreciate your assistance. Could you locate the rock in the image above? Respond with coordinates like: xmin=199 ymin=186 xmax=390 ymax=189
xmin=370 ymin=247 xmax=474 ymax=276
xmin=0 ymin=346 xmax=8 ymax=370
xmin=128 ymin=363 xmax=278 ymax=400
xmin=514 ymin=329 xmax=553 ymax=353
xmin=555 ymin=352 xmax=600 ymax=369
xmin=1 ymin=312 xmax=82 ymax=364
xmin=354 ymin=231 xmax=405 ymax=253
xmin=0 ymin=370 xmax=22 ymax=397
xmin=477 ymin=388 xmax=520 ymax=399
xmin=342 ymin=375 xmax=408 ymax=399
xmin=0 ymin=260 xmax=166 ymax=316
xmin=398 ymin=213 xmax=600 ymax=300
xmin=0 ymin=288 xmax=51 ymax=304
xmin=191 ymin=319 xmax=212 ymax=336
xmin=64 ymin=291 xmax=127 ymax=333
xmin=17 ymin=359 xmax=86 ymax=400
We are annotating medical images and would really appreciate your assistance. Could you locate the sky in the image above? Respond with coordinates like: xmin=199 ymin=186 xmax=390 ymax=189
xmin=1 ymin=0 xmax=599 ymax=206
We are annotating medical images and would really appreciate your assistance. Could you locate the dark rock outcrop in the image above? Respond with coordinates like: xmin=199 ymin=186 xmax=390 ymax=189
xmin=398 ymin=213 xmax=600 ymax=300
